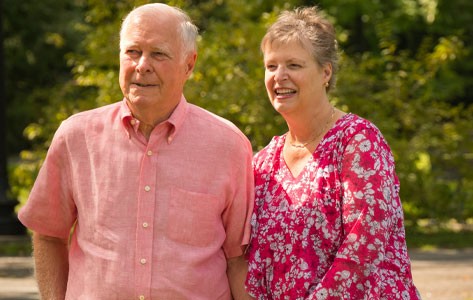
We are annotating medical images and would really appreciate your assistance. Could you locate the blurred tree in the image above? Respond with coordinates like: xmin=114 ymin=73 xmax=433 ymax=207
xmin=5 ymin=0 xmax=473 ymax=223
xmin=316 ymin=0 xmax=473 ymax=221
xmin=0 ymin=0 xmax=25 ymax=235
xmin=3 ymin=0 xmax=86 ymax=153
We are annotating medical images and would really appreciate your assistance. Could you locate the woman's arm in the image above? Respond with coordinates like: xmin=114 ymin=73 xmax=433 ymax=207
xmin=308 ymin=128 xmax=400 ymax=299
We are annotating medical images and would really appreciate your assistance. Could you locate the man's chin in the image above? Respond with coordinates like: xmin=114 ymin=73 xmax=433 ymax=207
xmin=126 ymin=95 xmax=157 ymax=105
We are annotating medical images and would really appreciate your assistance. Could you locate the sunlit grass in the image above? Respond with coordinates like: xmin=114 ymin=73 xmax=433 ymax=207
xmin=406 ymin=218 xmax=473 ymax=250
xmin=0 ymin=236 xmax=32 ymax=256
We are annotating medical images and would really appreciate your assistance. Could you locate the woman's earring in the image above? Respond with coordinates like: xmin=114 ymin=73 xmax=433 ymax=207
xmin=324 ymin=82 xmax=329 ymax=88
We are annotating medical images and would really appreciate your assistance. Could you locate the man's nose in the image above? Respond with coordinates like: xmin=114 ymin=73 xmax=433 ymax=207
xmin=136 ymin=55 xmax=152 ymax=73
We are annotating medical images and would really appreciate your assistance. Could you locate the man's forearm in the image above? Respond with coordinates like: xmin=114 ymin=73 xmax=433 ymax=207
xmin=32 ymin=232 xmax=69 ymax=300
xmin=227 ymin=255 xmax=254 ymax=300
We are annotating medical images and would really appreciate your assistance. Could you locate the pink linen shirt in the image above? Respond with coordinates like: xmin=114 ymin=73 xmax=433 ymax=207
xmin=19 ymin=97 xmax=254 ymax=300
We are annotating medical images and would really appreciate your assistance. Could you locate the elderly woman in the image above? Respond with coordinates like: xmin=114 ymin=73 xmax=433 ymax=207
xmin=245 ymin=6 xmax=421 ymax=300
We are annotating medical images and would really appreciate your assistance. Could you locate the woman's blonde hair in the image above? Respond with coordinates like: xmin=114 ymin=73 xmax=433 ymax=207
xmin=261 ymin=6 xmax=339 ymax=91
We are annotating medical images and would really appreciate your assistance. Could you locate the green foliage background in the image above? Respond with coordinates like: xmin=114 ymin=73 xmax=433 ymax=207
xmin=3 ymin=0 xmax=473 ymax=223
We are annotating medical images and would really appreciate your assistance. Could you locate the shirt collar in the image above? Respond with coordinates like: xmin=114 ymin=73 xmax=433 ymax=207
xmin=119 ymin=96 xmax=188 ymax=143
xmin=166 ymin=96 xmax=188 ymax=144
xmin=120 ymin=100 xmax=134 ymax=139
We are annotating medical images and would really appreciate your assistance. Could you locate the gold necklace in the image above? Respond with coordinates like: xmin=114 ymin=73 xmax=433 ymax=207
xmin=289 ymin=106 xmax=335 ymax=149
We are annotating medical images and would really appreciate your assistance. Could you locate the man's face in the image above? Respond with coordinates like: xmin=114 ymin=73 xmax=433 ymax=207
xmin=119 ymin=12 xmax=195 ymax=119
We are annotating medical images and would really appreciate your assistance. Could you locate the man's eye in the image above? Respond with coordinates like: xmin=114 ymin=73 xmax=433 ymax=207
xmin=153 ymin=52 xmax=169 ymax=59
xmin=266 ymin=65 xmax=277 ymax=71
xmin=126 ymin=50 xmax=140 ymax=55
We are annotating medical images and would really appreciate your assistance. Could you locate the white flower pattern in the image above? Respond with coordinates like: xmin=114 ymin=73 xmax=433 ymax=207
xmin=246 ymin=114 xmax=421 ymax=300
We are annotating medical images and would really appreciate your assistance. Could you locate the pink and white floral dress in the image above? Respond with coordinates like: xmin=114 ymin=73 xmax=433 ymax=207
xmin=246 ymin=114 xmax=420 ymax=300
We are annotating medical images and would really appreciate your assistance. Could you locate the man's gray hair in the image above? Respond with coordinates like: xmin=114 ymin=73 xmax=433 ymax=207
xmin=119 ymin=3 xmax=199 ymax=54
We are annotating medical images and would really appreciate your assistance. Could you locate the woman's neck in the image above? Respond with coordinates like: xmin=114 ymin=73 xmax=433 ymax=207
xmin=285 ymin=103 xmax=334 ymax=143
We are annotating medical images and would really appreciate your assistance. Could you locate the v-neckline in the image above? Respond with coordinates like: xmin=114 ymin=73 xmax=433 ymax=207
xmin=278 ymin=112 xmax=349 ymax=179
xmin=280 ymin=136 xmax=319 ymax=180
xmin=282 ymin=152 xmax=313 ymax=180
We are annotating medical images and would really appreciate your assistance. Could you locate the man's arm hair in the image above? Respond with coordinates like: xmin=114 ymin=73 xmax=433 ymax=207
xmin=32 ymin=232 xmax=69 ymax=300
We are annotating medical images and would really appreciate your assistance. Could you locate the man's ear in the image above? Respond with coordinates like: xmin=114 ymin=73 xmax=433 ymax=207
xmin=185 ymin=52 xmax=197 ymax=77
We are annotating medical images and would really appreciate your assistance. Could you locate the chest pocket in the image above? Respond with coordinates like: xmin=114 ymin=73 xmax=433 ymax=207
xmin=166 ymin=187 xmax=222 ymax=247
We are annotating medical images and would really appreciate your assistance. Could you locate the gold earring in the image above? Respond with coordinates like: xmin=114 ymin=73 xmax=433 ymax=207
xmin=324 ymin=82 xmax=329 ymax=88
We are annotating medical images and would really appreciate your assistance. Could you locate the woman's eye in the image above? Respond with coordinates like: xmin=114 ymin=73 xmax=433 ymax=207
xmin=289 ymin=64 xmax=301 ymax=68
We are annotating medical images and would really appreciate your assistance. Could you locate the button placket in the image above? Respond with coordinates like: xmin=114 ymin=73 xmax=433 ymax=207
xmin=134 ymin=146 xmax=157 ymax=299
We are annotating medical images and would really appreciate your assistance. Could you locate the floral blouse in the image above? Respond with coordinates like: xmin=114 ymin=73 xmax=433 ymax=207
xmin=246 ymin=114 xmax=420 ymax=300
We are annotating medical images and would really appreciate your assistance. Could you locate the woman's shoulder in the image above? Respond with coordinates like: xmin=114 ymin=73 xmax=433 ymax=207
xmin=334 ymin=113 xmax=385 ymax=141
xmin=331 ymin=113 xmax=394 ymax=158
xmin=337 ymin=113 xmax=378 ymax=132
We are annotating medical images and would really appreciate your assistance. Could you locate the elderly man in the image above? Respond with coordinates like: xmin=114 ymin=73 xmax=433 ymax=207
xmin=19 ymin=3 xmax=254 ymax=299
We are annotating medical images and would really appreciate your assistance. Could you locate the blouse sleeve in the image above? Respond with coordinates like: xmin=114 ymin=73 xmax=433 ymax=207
xmin=308 ymin=127 xmax=401 ymax=299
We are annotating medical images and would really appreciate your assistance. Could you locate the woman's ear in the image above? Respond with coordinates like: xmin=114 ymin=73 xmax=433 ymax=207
xmin=323 ymin=63 xmax=332 ymax=82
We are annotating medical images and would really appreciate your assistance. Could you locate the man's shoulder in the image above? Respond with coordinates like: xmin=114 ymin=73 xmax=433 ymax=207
xmin=68 ymin=101 xmax=121 ymax=121
xmin=54 ymin=101 xmax=122 ymax=138
xmin=186 ymin=103 xmax=234 ymax=126
xmin=60 ymin=102 xmax=121 ymax=127
xmin=186 ymin=104 xmax=249 ymax=142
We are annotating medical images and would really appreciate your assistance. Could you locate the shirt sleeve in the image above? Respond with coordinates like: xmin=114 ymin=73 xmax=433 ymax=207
xmin=222 ymin=138 xmax=255 ymax=259
xmin=18 ymin=121 xmax=77 ymax=239
xmin=308 ymin=127 xmax=400 ymax=299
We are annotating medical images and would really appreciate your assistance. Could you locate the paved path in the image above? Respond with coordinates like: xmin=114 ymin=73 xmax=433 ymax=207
xmin=0 ymin=256 xmax=37 ymax=300
xmin=410 ymin=248 xmax=473 ymax=300
xmin=0 ymin=249 xmax=472 ymax=300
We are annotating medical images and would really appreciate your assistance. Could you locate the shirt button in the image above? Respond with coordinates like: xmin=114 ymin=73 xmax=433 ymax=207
xmin=147 ymin=150 xmax=153 ymax=156
xmin=144 ymin=185 xmax=151 ymax=192
xmin=142 ymin=222 xmax=149 ymax=228
xmin=140 ymin=258 xmax=147 ymax=265
xmin=139 ymin=295 xmax=145 ymax=300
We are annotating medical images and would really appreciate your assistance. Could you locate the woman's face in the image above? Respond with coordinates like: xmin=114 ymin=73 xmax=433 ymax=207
xmin=263 ymin=40 xmax=331 ymax=116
